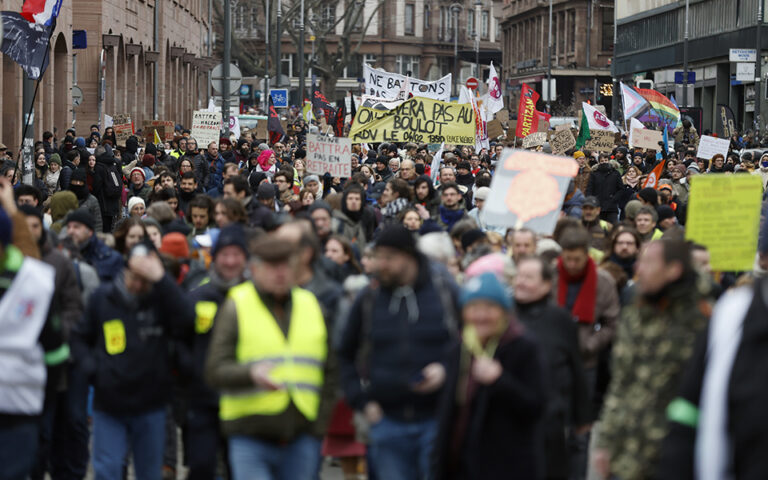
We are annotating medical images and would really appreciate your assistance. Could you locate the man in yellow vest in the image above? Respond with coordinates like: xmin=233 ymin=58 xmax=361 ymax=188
xmin=205 ymin=233 xmax=336 ymax=480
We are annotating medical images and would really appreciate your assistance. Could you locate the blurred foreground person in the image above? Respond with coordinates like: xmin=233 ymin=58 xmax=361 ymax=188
xmin=433 ymin=272 xmax=547 ymax=480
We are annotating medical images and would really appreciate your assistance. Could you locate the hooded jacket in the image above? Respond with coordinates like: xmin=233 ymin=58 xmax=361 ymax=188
xmin=586 ymin=163 xmax=623 ymax=213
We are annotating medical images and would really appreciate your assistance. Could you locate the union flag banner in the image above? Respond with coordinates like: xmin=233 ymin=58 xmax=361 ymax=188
xmin=515 ymin=84 xmax=539 ymax=138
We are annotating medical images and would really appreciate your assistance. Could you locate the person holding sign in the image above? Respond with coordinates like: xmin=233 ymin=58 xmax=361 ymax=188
xmin=432 ymin=272 xmax=547 ymax=480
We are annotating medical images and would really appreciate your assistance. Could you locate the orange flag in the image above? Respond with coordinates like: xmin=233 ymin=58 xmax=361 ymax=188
xmin=643 ymin=160 xmax=665 ymax=189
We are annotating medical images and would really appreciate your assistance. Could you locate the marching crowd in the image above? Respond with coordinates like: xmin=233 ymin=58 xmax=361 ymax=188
xmin=2 ymin=114 xmax=768 ymax=480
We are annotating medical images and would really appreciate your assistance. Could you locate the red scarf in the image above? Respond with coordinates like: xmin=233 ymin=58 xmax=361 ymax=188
xmin=557 ymin=256 xmax=598 ymax=324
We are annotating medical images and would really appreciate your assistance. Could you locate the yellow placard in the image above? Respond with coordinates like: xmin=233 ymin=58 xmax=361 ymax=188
xmin=103 ymin=319 xmax=126 ymax=355
xmin=349 ymin=97 xmax=476 ymax=145
xmin=195 ymin=301 xmax=218 ymax=334
xmin=685 ymin=174 xmax=763 ymax=271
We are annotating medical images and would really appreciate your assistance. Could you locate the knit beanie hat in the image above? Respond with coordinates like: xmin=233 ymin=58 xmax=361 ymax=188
xmin=304 ymin=174 xmax=320 ymax=185
xmin=48 ymin=153 xmax=62 ymax=166
xmin=461 ymin=229 xmax=486 ymax=251
xmin=129 ymin=167 xmax=146 ymax=181
xmin=376 ymin=224 xmax=418 ymax=257
xmin=459 ymin=272 xmax=512 ymax=310
xmin=128 ymin=196 xmax=145 ymax=214
xmin=159 ymin=232 xmax=190 ymax=259
xmin=142 ymin=154 xmax=156 ymax=168
xmin=213 ymin=224 xmax=248 ymax=258
xmin=65 ymin=208 xmax=95 ymax=231
xmin=656 ymin=205 xmax=676 ymax=221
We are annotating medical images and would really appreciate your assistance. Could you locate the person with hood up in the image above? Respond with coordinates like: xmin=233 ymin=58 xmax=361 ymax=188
xmin=93 ymin=144 xmax=125 ymax=232
xmin=753 ymin=152 xmax=768 ymax=192
xmin=49 ymin=191 xmax=80 ymax=234
xmin=67 ymin=169 xmax=103 ymax=234
xmin=586 ymin=153 xmax=623 ymax=224
xmin=454 ymin=161 xmax=476 ymax=190
xmin=332 ymin=184 xmax=370 ymax=247
xmin=122 ymin=136 xmax=140 ymax=165
xmin=44 ymin=154 xmax=62 ymax=196
xmin=432 ymin=272 xmax=547 ymax=480
xmin=253 ymin=149 xmax=277 ymax=179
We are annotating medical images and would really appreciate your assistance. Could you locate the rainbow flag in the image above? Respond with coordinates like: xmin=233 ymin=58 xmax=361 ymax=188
xmin=636 ymin=88 xmax=680 ymax=129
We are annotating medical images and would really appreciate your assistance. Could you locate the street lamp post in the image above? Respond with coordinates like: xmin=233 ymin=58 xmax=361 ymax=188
xmin=474 ymin=0 xmax=482 ymax=79
xmin=298 ymin=0 xmax=305 ymax=104
xmin=682 ymin=0 xmax=689 ymax=108
xmin=546 ymin=0 xmax=552 ymax=111
xmin=756 ymin=0 xmax=763 ymax=134
xmin=451 ymin=3 xmax=462 ymax=96
xmin=276 ymin=0 xmax=282 ymax=88
xmin=264 ymin=0 xmax=270 ymax=112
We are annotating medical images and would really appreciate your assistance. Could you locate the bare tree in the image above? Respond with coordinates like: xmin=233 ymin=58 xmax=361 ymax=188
xmin=281 ymin=0 xmax=384 ymax=97
xmin=213 ymin=0 xmax=267 ymax=77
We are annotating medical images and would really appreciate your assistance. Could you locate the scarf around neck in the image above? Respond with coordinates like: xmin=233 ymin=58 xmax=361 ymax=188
xmin=557 ymin=256 xmax=598 ymax=324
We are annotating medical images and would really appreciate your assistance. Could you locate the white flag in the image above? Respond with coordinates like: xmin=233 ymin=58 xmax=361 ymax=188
xmin=582 ymin=102 xmax=618 ymax=133
xmin=485 ymin=62 xmax=504 ymax=114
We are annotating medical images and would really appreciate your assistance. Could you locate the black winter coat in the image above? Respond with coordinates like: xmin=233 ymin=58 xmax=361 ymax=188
xmin=71 ymin=274 xmax=195 ymax=415
xmin=432 ymin=328 xmax=548 ymax=480
xmin=516 ymin=298 xmax=591 ymax=479
xmin=586 ymin=163 xmax=623 ymax=213
xmin=93 ymin=153 xmax=122 ymax=216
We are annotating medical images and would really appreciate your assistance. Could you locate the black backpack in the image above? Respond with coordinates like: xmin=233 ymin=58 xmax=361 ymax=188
xmin=101 ymin=161 xmax=123 ymax=199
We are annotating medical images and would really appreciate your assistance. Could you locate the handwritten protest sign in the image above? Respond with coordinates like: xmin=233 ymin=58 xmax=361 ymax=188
xmin=685 ymin=175 xmax=762 ymax=271
xmin=142 ymin=120 xmax=174 ymax=143
xmin=550 ymin=129 xmax=576 ymax=155
xmin=191 ymin=111 xmax=222 ymax=149
xmin=487 ymin=119 xmax=504 ymax=140
xmin=522 ymin=131 xmax=548 ymax=149
xmin=696 ymin=134 xmax=730 ymax=160
xmin=363 ymin=64 xmax=451 ymax=101
xmin=631 ymin=128 xmax=663 ymax=150
xmin=306 ymin=134 xmax=353 ymax=177
xmin=112 ymin=114 xmax=133 ymax=147
xmin=584 ymin=130 xmax=615 ymax=152
xmin=483 ymin=150 xmax=579 ymax=234
xmin=349 ymin=96 xmax=475 ymax=145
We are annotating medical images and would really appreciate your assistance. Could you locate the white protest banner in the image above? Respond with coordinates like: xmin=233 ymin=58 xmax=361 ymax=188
xmin=696 ymin=134 xmax=730 ymax=160
xmin=363 ymin=64 xmax=451 ymax=102
xmin=112 ymin=114 xmax=133 ymax=147
xmin=631 ymin=128 xmax=663 ymax=150
xmin=484 ymin=149 xmax=579 ymax=234
xmin=307 ymin=133 xmax=353 ymax=177
xmin=191 ymin=110 xmax=222 ymax=149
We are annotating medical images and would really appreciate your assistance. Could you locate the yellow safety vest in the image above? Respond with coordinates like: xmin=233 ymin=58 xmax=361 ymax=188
xmin=219 ymin=282 xmax=327 ymax=422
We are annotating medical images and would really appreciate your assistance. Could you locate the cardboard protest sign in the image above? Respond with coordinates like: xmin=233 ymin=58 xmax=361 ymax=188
xmin=349 ymin=96 xmax=475 ymax=145
xmin=363 ymin=64 xmax=451 ymax=101
xmin=253 ymin=121 xmax=268 ymax=141
xmin=685 ymin=175 xmax=762 ymax=271
xmin=584 ymin=130 xmax=615 ymax=152
xmin=631 ymin=128 xmax=663 ymax=150
xmin=483 ymin=149 xmax=578 ymax=234
xmin=538 ymin=119 xmax=549 ymax=132
xmin=696 ymin=134 xmax=730 ymax=160
xmin=521 ymin=132 xmax=548 ymax=149
xmin=555 ymin=123 xmax=571 ymax=132
xmin=306 ymin=133 xmax=353 ymax=177
xmin=496 ymin=109 xmax=509 ymax=124
xmin=112 ymin=114 xmax=133 ymax=147
xmin=142 ymin=120 xmax=174 ymax=143
xmin=487 ymin=119 xmax=504 ymax=140
xmin=550 ymin=129 xmax=576 ymax=155
xmin=191 ymin=111 xmax=222 ymax=149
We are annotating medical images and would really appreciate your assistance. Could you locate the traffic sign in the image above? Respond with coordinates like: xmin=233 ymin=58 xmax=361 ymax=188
xmin=211 ymin=63 xmax=243 ymax=96
xmin=466 ymin=77 xmax=479 ymax=90
xmin=270 ymin=89 xmax=289 ymax=108
xmin=71 ymin=85 xmax=83 ymax=106
xmin=674 ymin=71 xmax=696 ymax=84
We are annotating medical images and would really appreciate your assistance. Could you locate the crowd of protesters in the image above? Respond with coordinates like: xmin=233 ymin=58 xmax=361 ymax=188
xmin=1 ymin=112 xmax=768 ymax=480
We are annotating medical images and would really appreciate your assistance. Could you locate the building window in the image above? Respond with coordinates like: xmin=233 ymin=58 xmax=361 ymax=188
xmin=364 ymin=54 xmax=377 ymax=67
xmin=569 ymin=9 xmax=575 ymax=52
xmin=601 ymin=7 xmax=614 ymax=51
xmin=467 ymin=10 xmax=475 ymax=37
xmin=495 ymin=17 xmax=500 ymax=41
xmin=234 ymin=4 xmax=243 ymax=31
xmin=322 ymin=4 xmax=336 ymax=30
xmin=349 ymin=0 xmax=364 ymax=32
xmin=281 ymin=54 xmax=292 ymax=78
xmin=405 ymin=4 xmax=415 ymax=35
xmin=424 ymin=4 xmax=430 ymax=30
xmin=481 ymin=10 xmax=489 ymax=39
xmin=396 ymin=55 xmax=419 ymax=77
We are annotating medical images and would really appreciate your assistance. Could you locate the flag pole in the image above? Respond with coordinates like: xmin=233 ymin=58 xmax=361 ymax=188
xmin=19 ymin=22 xmax=55 ymax=185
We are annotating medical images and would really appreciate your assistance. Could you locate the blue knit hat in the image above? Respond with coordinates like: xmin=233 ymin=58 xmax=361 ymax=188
xmin=459 ymin=272 xmax=511 ymax=310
